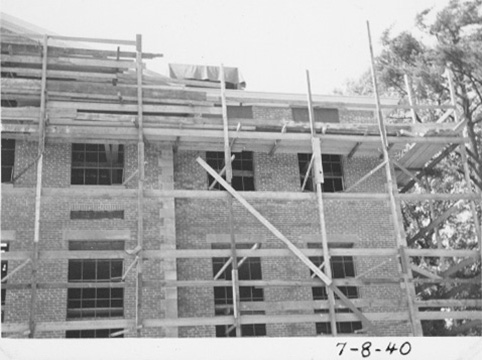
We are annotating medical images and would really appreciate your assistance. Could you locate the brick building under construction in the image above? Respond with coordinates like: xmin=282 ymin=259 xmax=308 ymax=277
xmin=1 ymin=14 xmax=481 ymax=338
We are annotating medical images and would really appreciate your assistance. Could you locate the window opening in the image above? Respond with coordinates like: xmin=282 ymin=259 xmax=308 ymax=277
xmin=65 ymin=328 xmax=124 ymax=338
xmin=214 ymin=310 xmax=267 ymax=337
xmin=212 ymin=243 xmax=266 ymax=337
xmin=298 ymin=153 xmax=344 ymax=192
xmin=1 ymin=242 xmax=9 ymax=322
xmin=70 ymin=210 xmax=124 ymax=220
xmin=71 ymin=144 xmax=124 ymax=185
xmin=1 ymin=99 xmax=18 ymax=108
xmin=308 ymin=242 xmax=362 ymax=335
xmin=67 ymin=241 xmax=124 ymax=319
xmin=227 ymin=106 xmax=253 ymax=119
xmin=291 ymin=107 xmax=339 ymax=124
xmin=315 ymin=316 xmax=363 ymax=335
xmin=1 ymin=139 xmax=15 ymax=183
xmin=206 ymin=151 xmax=254 ymax=191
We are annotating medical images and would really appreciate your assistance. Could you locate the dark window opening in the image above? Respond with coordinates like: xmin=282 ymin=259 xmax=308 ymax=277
xmin=227 ymin=106 xmax=253 ymax=119
xmin=215 ymin=309 xmax=267 ymax=337
xmin=1 ymin=99 xmax=18 ymax=108
xmin=206 ymin=151 xmax=254 ymax=191
xmin=71 ymin=144 xmax=124 ymax=185
xmin=70 ymin=210 xmax=124 ymax=220
xmin=213 ymin=243 xmax=266 ymax=337
xmin=298 ymin=153 xmax=344 ymax=192
xmin=66 ymin=328 xmax=124 ymax=338
xmin=67 ymin=288 xmax=124 ymax=319
xmin=2 ymin=139 xmax=15 ymax=183
xmin=315 ymin=318 xmax=363 ymax=335
xmin=292 ymin=107 xmax=339 ymax=124
xmin=67 ymin=241 xmax=124 ymax=320
xmin=69 ymin=241 xmax=124 ymax=252
xmin=308 ymin=243 xmax=362 ymax=335
xmin=1 ymin=242 xmax=9 ymax=323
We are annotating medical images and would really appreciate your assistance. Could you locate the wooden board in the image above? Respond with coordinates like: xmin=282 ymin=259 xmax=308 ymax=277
xmin=396 ymin=143 xmax=447 ymax=186
xmin=46 ymin=101 xmax=222 ymax=115
xmin=1 ymin=54 xmax=136 ymax=69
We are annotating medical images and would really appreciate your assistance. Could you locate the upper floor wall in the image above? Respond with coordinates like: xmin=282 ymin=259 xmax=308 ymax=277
xmin=1 ymin=138 xmax=386 ymax=194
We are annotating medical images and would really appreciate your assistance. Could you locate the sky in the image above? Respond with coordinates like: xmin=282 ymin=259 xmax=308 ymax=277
xmin=1 ymin=0 xmax=452 ymax=94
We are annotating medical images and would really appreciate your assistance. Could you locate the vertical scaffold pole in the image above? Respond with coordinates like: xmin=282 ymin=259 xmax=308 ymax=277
xmin=135 ymin=34 xmax=145 ymax=337
xmin=29 ymin=34 xmax=48 ymax=338
xmin=404 ymin=74 xmax=418 ymax=124
xmin=366 ymin=21 xmax=423 ymax=336
xmin=220 ymin=64 xmax=241 ymax=337
xmin=305 ymin=70 xmax=337 ymax=336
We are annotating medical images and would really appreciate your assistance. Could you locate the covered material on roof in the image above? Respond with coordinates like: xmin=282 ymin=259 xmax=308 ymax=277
xmin=169 ymin=63 xmax=246 ymax=89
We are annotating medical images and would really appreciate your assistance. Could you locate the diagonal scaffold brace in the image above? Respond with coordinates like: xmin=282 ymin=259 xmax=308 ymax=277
xmin=196 ymin=157 xmax=379 ymax=335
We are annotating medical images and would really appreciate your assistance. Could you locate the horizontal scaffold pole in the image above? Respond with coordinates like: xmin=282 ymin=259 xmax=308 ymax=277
xmin=2 ymin=248 xmax=479 ymax=261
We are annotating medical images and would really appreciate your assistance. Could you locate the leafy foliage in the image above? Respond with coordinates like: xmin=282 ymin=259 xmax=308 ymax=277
xmin=344 ymin=0 xmax=482 ymax=336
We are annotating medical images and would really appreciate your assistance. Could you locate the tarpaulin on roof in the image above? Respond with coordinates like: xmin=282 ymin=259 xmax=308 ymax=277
xmin=168 ymin=63 xmax=246 ymax=89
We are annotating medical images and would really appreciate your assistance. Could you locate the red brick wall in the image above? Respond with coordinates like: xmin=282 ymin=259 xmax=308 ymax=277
xmin=1 ymin=142 xmax=166 ymax=338
xmin=174 ymin=149 xmax=410 ymax=337
xmin=1 ymin=105 xmax=411 ymax=338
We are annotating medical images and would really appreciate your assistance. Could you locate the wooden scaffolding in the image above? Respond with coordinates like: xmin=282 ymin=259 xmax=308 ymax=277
xmin=1 ymin=27 xmax=481 ymax=337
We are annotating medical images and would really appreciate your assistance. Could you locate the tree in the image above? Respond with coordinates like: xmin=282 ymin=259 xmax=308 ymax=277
xmin=344 ymin=0 xmax=482 ymax=336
